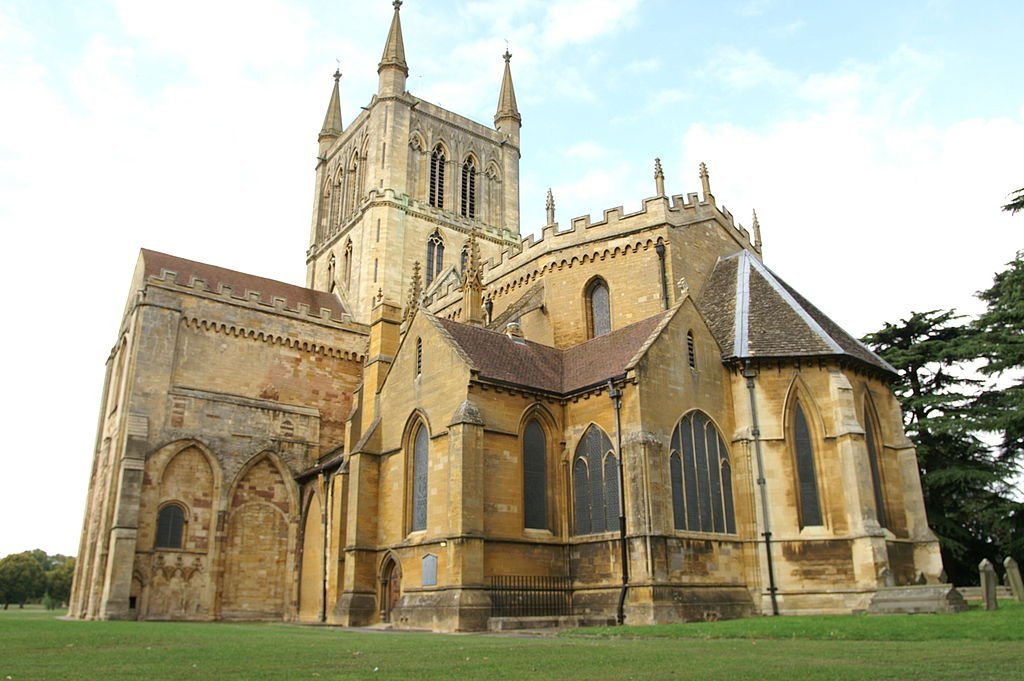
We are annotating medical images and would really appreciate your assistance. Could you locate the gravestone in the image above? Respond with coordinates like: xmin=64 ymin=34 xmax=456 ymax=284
xmin=1004 ymin=556 xmax=1024 ymax=601
xmin=979 ymin=558 xmax=998 ymax=611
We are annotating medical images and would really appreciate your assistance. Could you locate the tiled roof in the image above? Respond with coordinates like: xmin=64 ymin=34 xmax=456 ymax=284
xmin=697 ymin=250 xmax=895 ymax=374
xmin=433 ymin=310 xmax=671 ymax=395
xmin=140 ymin=249 xmax=347 ymax=321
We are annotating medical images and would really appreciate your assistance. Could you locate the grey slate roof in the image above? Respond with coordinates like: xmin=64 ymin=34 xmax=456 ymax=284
xmin=698 ymin=250 xmax=895 ymax=374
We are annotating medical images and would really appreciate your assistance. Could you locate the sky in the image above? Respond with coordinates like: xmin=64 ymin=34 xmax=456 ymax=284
xmin=1 ymin=0 xmax=1023 ymax=558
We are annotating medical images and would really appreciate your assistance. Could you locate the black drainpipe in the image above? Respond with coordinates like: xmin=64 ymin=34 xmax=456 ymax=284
xmin=654 ymin=240 xmax=669 ymax=310
xmin=608 ymin=378 xmax=629 ymax=625
xmin=743 ymin=361 xmax=779 ymax=615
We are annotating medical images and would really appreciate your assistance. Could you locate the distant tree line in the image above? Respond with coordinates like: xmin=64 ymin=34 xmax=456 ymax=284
xmin=862 ymin=246 xmax=1024 ymax=585
xmin=0 ymin=550 xmax=75 ymax=609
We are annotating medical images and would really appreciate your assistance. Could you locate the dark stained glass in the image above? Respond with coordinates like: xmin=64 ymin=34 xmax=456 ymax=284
xmin=794 ymin=403 xmax=823 ymax=527
xmin=670 ymin=411 xmax=736 ymax=534
xmin=429 ymin=146 xmax=445 ymax=208
xmin=670 ymin=452 xmax=685 ymax=530
xmin=156 ymin=504 xmax=185 ymax=549
xmin=412 ymin=425 xmax=429 ymax=531
xmin=573 ymin=458 xmax=591 ymax=535
xmin=523 ymin=420 xmax=547 ymax=530
xmin=572 ymin=425 xmax=616 ymax=535
xmin=864 ymin=408 xmax=888 ymax=528
xmin=588 ymin=280 xmax=611 ymax=337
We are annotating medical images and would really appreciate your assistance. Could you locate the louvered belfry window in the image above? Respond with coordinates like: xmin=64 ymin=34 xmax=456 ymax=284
xmin=412 ymin=425 xmax=429 ymax=532
xmin=461 ymin=157 xmax=476 ymax=218
xmin=429 ymin=145 xmax=446 ymax=208
xmin=523 ymin=419 xmax=547 ymax=530
xmin=572 ymin=425 xmax=619 ymax=535
xmin=793 ymin=402 xmax=823 ymax=527
xmin=669 ymin=411 xmax=736 ymax=533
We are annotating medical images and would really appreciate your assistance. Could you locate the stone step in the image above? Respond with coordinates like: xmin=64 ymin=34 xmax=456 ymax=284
xmin=487 ymin=615 xmax=617 ymax=632
xmin=957 ymin=586 xmax=1015 ymax=602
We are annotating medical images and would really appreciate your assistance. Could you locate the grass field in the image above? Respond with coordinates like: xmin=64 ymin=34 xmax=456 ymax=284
xmin=1 ymin=604 xmax=1021 ymax=681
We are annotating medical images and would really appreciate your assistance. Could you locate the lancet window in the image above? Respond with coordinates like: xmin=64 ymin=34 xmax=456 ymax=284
xmin=864 ymin=405 xmax=888 ymax=528
xmin=586 ymin=278 xmax=611 ymax=338
xmin=523 ymin=419 xmax=547 ymax=530
xmin=793 ymin=401 xmax=823 ymax=527
xmin=411 ymin=424 xmax=429 ymax=532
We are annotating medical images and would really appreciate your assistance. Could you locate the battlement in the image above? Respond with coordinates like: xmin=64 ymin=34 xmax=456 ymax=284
xmin=483 ymin=179 xmax=757 ymax=284
xmin=139 ymin=249 xmax=364 ymax=331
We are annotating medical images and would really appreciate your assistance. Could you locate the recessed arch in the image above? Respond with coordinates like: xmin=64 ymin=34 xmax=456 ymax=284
xmin=861 ymin=391 xmax=889 ymax=529
xmin=669 ymin=409 xmax=736 ymax=534
xmin=783 ymin=381 xmax=825 ymax=529
xmin=571 ymin=423 xmax=619 ymax=535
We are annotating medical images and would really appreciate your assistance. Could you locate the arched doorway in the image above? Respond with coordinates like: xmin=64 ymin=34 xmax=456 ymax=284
xmin=380 ymin=555 xmax=401 ymax=622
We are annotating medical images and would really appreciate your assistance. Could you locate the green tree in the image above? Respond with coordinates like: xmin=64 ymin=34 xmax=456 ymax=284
xmin=46 ymin=558 xmax=76 ymax=607
xmin=861 ymin=310 xmax=1009 ymax=584
xmin=1003 ymin=188 xmax=1024 ymax=215
xmin=972 ymin=252 xmax=1024 ymax=561
xmin=0 ymin=553 xmax=47 ymax=608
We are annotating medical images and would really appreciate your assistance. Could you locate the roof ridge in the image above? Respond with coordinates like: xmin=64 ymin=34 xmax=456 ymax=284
xmin=625 ymin=305 xmax=681 ymax=371
xmin=747 ymin=254 xmax=844 ymax=354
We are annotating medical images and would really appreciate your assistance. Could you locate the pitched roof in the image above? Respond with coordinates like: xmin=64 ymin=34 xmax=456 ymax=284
xmin=140 ymin=249 xmax=347 ymax=321
xmin=432 ymin=310 xmax=671 ymax=395
xmin=698 ymin=250 xmax=895 ymax=374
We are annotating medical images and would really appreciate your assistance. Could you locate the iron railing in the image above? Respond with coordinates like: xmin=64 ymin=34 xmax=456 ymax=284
xmin=488 ymin=575 xmax=573 ymax=617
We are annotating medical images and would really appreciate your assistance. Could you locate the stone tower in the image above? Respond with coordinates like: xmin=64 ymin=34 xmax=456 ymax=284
xmin=305 ymin=1 xmax=522 ymax=324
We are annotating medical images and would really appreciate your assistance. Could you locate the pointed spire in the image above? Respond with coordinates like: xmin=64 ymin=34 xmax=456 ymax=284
xmin=654 ymin=158 xmax=665 ymax=196
xmin=378 ymin=0 xmax=408 ymax=96
xmin=545 ymin=188 xmax=555 ymax=225
xmin=698 ymin=162 xmax=714 ymax=204
xmin=495 ymin=50 xmax=521 ymax=127
xmin=752 ymin=210 xmax=763 ymax=253
xmin=319 ymin=68 xmax=343 ymax=142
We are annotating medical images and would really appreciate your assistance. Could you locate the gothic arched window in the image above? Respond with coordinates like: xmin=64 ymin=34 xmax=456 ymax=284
xmin=426 ymin=231 xmax=444 ymax=286
xmin=155 ymin=503 xmax=186 ymax=549
xmin=327 ymin=254 xmax=337 ymax=293
xmin=864 ymin=405 xmax=888 ymax=528
xmin=411 ymin=424 xmax=429 ymax=532
xmin=429 ymin=145 xmax=446 ymax=208
xmin=793 ymin=401 xmax=823 ymax=527
xmin=669 ymin=411 xmax=736 ymax=534
xmin=586 ymin=278 xmax=611 ymax=338
xmin=523 ymin=419 xmax=547 ymax=530
xmin=461 ymin=157 xmax=477 ymax=218
xmin=572 ymin=425 xmax=619 ymax=535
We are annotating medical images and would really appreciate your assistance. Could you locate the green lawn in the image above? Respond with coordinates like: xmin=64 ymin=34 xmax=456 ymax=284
xmin=1 ymin=605 xmax=1021 ymax=681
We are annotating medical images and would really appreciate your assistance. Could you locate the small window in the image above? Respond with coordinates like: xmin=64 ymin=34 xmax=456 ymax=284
xmin=411 ymin=425 xmax=429 ymax=532
xmin=687 ymin=331 xmax=696 ymax=369
xmin=415 ymin=337 xmax=423 ymax=376
xmin=156 ymin=504 xmax=186 ymax=549
xmin=586 ymin=279 xmax=611 ymax=338
xmin=343 ymin=240 xmax=353 ymax=286
xmin=793 ymin=401 xmax=823 ymax=527
xmin=429 ymin=145 xmax=446 ymax=208
xmin=327 ymin=254 xmax=336 ymax=293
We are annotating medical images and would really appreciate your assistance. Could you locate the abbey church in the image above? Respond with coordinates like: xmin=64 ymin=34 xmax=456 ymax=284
xmin=70 ymin=3 xmax=955 ymax=630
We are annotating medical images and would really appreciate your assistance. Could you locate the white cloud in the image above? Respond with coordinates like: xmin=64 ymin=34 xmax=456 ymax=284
xmin=541 ymin=0 xmax=639 ymax=48
xmin=565 ymin=141 xmax=608 ymax=159
xmin=703 ymin=46 xmax=793 ymax=90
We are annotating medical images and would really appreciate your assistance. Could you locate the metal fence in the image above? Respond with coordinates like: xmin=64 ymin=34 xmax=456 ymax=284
xmin=488 ymin=575 xmax=573 ymax=617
